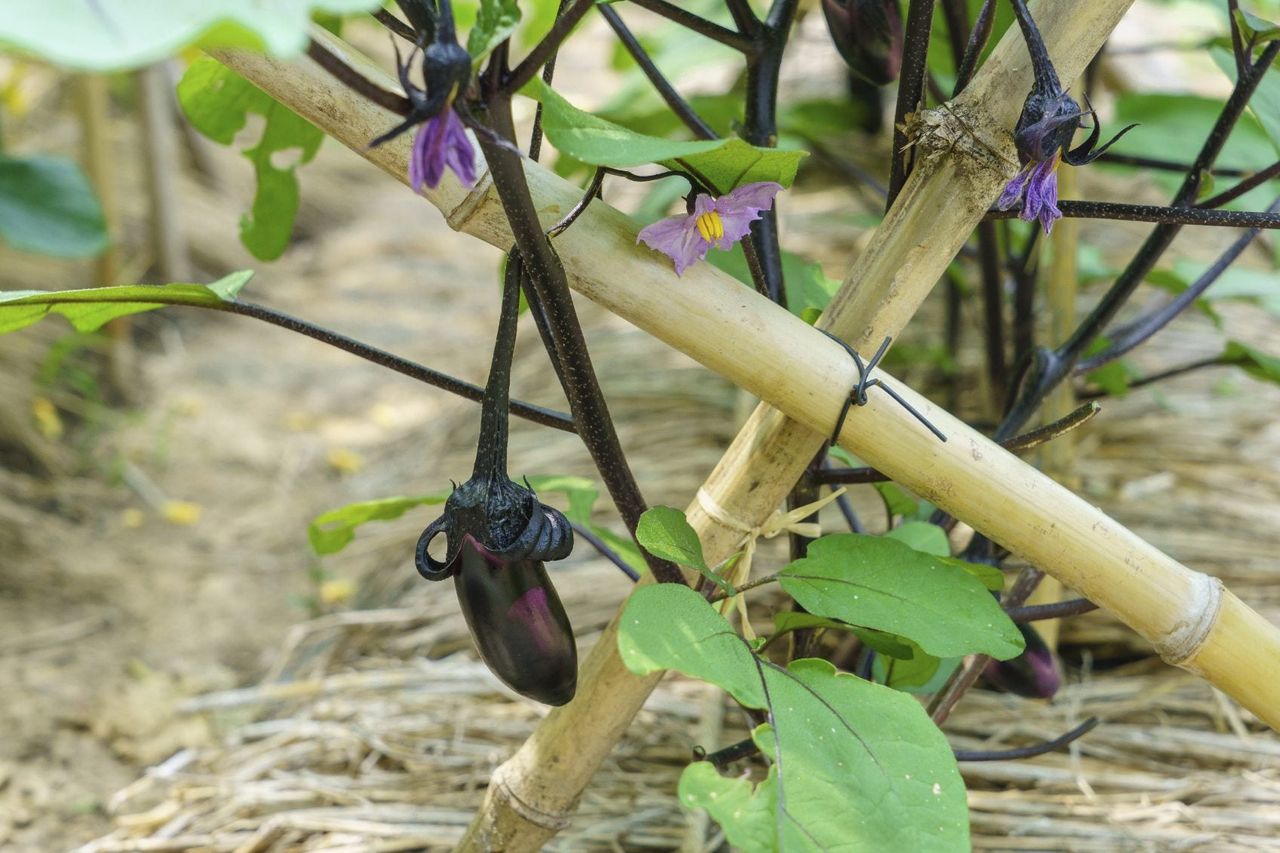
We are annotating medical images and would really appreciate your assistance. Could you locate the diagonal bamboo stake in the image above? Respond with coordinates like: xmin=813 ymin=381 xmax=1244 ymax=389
xmin=212 ymin=7 xmax=1280 ymax=849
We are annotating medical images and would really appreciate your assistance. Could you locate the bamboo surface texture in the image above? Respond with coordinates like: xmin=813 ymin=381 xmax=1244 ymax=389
xmin=212 ymin=3 xmax=1280 ymax=847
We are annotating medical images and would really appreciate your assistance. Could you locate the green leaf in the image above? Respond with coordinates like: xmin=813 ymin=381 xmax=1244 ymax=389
xmin=178 ymin=57 xmax=324 ymax=260
xmin=0 ymin=154 xmax=107 ymax=258
xmin=873 ymin=482 xmax=918 ymax=518
xmin=1172 ymin=260 xmax=1280 ymax=317
xmin=877 ymin=651 xmax=963 ymax=694
xmin=619 ymin=585 xmax=970 ymax=852
xmin=308 ymin=492 xmax=449 ymax=555
xmin=635 ymin=505 xmax=734 ymax=592
xmin=0 ymin=0 xmax=380 ymax=71
xmin=1234 ymin=8 xmax=1280 ymax=49
xmin=1212 ymin=47 xmax=1280 ymax=158
xmin=771 ymin=612 xmax=917 ymax=660
xmin=523 ymin=77 xmax=805 ymax=190
xmin=0 ymin=272 xmax=254 ymax=336
xmin=467 ymin=0 xmax=521 ymax=60
xmin=1109 ymin=92 xmax=1275 ymax=177
xmin=1085 ymin=359 xmax=1137 ymax=397
xmin=778 ymin=534 xmax=1024 ymax=659
xmin=1222 ymin=340 xmax=1280 ymax=384
xmin=885 ymin=521 xmax=950 ymax=557
xmin=878 ymin=648 xmax=943 ymax=690
xmin=947 ymin=557 xmax=1006 ymax=592
xmin=679 ymin=762 xmax=779 ymax=852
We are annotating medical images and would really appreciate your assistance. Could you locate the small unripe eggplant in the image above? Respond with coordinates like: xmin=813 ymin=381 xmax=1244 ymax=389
xmin=821 ymin=0 xmax=903 ymax=86
xmin=451 ymin=534 xmax=577 ymax=705
xmin=983 ymin=622 xmax=1060 ymax=699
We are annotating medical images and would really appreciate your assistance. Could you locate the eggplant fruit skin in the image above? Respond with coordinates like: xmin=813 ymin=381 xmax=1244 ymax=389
xmin=453 ymin=535 xmax=578 ymax=705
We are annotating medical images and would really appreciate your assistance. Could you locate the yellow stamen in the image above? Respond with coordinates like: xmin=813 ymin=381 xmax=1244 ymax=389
xmin=695 ymin=210 xmax=725 ymax=242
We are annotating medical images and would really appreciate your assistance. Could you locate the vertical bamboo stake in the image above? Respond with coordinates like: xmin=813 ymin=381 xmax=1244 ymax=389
xmin=76 ymin=74 xmax=134 ymax=393
xmin=136 ymin=65 xmax=191 ymax=282
xmin=1032 ymin=159 xmax=1081 ymax=649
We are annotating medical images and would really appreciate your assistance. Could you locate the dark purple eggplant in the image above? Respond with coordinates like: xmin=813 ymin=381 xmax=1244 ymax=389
xmin=448 ymin=534 xmax=577 ymax=705
xmin=413 ymin=252 xmax=577 ymax=706
xmin=821 ymin=0 xmax=903 ymax=86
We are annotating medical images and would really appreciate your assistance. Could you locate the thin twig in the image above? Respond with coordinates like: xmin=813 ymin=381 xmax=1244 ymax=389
xmin=599 ymin=3 xmax=717 ymax=140
xmin=1005 ymin=597 xmax=1098 ymax=623
xmin=887 ymin=0 xmax=936 ymax=206
xmin=626 ymin=0 xmax=756 ymax=53
xmin=953 ymin=716 xmax=1099 ymax=761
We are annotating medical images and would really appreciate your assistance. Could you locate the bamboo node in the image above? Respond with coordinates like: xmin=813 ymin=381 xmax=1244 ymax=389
xmin=489 ymin=760 xmax=574 ymax=831
xmin=444 ymin=150 xmax=493 ymax=233
xmin=900 ymin=102 xmax=1017 ymax=176
xmin=1153 ymin=573 xmax=1224 ymax=666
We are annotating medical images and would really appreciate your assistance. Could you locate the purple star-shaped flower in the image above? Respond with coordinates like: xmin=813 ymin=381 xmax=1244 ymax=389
xmin=997 ymin=153 xmax=1062 ymax=234
xmin=637 ymin=181 xmax=783 ymax=275
xmin=408 ymin=104 xmax=477 ymax=192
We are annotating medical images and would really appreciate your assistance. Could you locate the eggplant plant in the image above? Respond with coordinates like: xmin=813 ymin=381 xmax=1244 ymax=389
xmin=4 ymin=0 xmax=1280 ymax=850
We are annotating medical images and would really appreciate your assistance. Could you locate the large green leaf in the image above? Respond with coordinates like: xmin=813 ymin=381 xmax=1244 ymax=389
xmin=1108 ymin=92 xmax=1275 ymax=180
xmin=308 ymin=492 xmax=450 ymax=555
xmin=778 ymin=534 xmax=1024 ymax=659
xmin=0 ymin=0 xmax=379 ymax=71
xmin=0 ymin=272 xmax=254 ymax=335
xmin=620 ymin=585 xmax=969 ymax=852
xmin=178 ymin=57 xmax=324 ymax=261
xmin=0 ymin=154 xmax=107 ymax=258
xmin=523 ymin=77 xmax=805 ymax=190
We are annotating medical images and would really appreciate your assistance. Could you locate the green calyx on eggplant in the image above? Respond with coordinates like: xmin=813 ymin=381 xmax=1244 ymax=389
xmin=413 ymin=251 xmax=577 ymax=705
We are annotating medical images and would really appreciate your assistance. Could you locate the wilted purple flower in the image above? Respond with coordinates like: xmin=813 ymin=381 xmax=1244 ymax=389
xmin=637 ymin=182 xmax=783 ymax=275
xmin=1000 ymin=0 xmax=1135 ymax=234
xmin=998 ymin=152 xmax=1063 ymax=234
xmin=408 ymin=104 xmax=476 ymax=191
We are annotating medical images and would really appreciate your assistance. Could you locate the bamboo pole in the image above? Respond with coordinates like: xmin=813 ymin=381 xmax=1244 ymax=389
xmin=1033 ymin=159 xmax=1083 ymax=649
xmin=211 ymin=6 xmax=1280 ymax=849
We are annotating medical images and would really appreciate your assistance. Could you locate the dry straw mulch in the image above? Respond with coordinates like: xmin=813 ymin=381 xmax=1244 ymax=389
xmin=79 ymin=304 xmax=1280 ymax=852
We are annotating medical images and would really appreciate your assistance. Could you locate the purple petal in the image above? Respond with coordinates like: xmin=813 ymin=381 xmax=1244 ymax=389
xmin=637 ymin=214 xmax=710 ymax=276
xmin=440 ymin=107 xmax=477 ymax=188
xmin=408 ymin=107 xmax=476 ymax=191
xmin=715 ymin=181 xmax=784 ymax=216
xmin=1022 ymin=156 xmax=1062 ymax=234
xmin=713 ymin=182 xmax=782 ymax=246
xmin=997 ymin=166 xmax=1031 ymax=211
